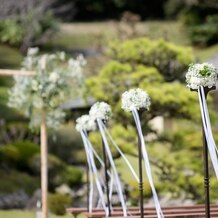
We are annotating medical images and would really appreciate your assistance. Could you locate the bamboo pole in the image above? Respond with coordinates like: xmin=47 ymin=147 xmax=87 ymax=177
xmin=41 ymin=110 xmax=48 ymax=218
xmin=0 ymin=69 xmax=35 ymax=76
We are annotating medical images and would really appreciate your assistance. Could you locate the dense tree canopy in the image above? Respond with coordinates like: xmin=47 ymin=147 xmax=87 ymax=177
xmin=86 ymin=37 xmax=218 ymax=202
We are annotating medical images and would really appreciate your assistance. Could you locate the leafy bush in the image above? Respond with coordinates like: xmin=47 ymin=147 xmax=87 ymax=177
xmin=164 ymin=0 xmax=185 ymax=19
xmin=61 ymin=166 xmax=83 ymax=187
xmin=48 ymin=124 xmax=83 ymax=163
xmin=29 ymin=154 xmax=65 ymax=187
xmin=0 ymin=11 xmax=57 ymax=51
xmin=0 ymin=145 xmax=20 ymax=165
xmin=48 ymin=193 xmax=72 ymax=215
xmin=188 ymin=15 xmax=218 ymax=46
xmin=86 ymin=36 xmax=217 ymax=201
xmin=107 ymin=38 xmax=193 ymax=82
xmin=11 ymin=140 xmax=39 ymax=169
xmin=0 ymin=170 xmax=39 ymax=195
xmin=0 ymin=19 xmax=23 ymax=46
xmin=179 ymin=3 xmax=218 ymax=46
xmin=0 ymin=140 xmax=39 ymax=170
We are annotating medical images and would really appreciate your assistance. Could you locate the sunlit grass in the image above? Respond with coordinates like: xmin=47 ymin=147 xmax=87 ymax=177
xmin=194 ymin=43 xmax=218 ymax=61
xmin=0 ymin=210 xmax=72 ymax=218
xmin=0 ymin=44 xmax=23 ymax=69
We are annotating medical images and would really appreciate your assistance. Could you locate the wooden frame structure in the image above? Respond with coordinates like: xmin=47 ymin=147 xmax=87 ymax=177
xmin=0 ymin=69 xmax=48 ymax=218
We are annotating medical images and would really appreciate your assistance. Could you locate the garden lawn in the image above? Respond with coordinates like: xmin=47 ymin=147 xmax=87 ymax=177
xmin=0 ymin=210 xmax=73 ymax=218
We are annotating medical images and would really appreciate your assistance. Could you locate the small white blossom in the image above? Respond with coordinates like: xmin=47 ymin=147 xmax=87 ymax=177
xmin=27 ymin=47 xmax=39 ymax=56
xmin=49 ymin=72 xmax=60 ymax=83
xmin=186 ymin=63 xmax=217 ymax=89
xmin=75 ymin=115 xmax=97 ymax=132
xmin=121 ymin=88 xmax=151 ymax=112
xmin=47 ymin=109 xmax=66 ymax=129
xmin=8 ymin=48 xmax=86 ymax=129
xmin=31 ymin=80 xmax=39 ymax=91
xmin=89 ymin=102 xmax=112 ymax=121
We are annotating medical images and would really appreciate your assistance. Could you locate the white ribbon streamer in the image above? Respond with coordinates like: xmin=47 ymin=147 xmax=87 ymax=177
xmin=81 ymin=131 xmax=114 ymax=214
xmin=132 ymin=108 xmax=164 ymax=218
xmin=80 ymin=131 xmax=107 ymax=214
xmin=101 ymin=122 xmax=140 ymax=183
xmin=198 ymin=86 xmax=218 ymax=178
xmin=97 ymin=119 xmax=127 ymax=217
xmin=80 ymin=131 xmax=94 ymax=213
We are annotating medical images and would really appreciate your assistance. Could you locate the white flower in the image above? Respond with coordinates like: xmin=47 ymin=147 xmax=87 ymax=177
xmin=186 ymin=63 xmax=217 ymax=89
xmin=27 ymin=47 xmax=39 ymax=56
xmin=121 ymin=88 xmax=151 ymax=112
xmin=31 ymin=80 xmax=39 ymax=91
xmin=75 ymin=115 xmax=97 ymax=132
xmin=89 ymin=102 xmax=112 ymax=121
xmin=47 ymin=109 xmax=66 ymax=129
xmin=49 ymin=72 xmax=59 ymax=83
xmin=8 ymin=48 xmax=86 ymax=130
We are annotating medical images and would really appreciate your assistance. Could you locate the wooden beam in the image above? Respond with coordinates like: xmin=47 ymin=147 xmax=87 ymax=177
xmin=0 ymin=69 xmax=35 ymax=76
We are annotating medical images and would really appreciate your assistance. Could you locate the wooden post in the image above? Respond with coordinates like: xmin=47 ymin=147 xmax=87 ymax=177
xmin=41 ymin=110 xmax=48 ymax=218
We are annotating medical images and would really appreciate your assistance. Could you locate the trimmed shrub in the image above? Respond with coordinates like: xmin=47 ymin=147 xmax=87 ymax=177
xmin=61 ymin=166 xmax=83 ymax=187
xmin=0 ymin=170 xmax=39 ymax=195
xmin=48 ymin=193 xmax=72 ymax=215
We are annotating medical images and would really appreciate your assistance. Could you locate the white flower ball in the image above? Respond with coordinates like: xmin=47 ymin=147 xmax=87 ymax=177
xmin=121 ymin=88 xmax=151 ymax=112
xmin=76 ymin=115 xmax=97 ymax=132
xmin=186 ymin=63 xmax=217 ymax=89
xmin=89 ymin=102 xmax=112 ymax=121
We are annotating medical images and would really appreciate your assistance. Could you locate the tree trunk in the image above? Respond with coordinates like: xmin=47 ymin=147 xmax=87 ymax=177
xmin=41 ymin=110 xmax=48 ymax=218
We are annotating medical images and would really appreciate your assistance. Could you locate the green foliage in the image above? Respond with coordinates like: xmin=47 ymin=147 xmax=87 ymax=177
xmin=86 ymin=36 xmax=217 ymax=201
xmin=48 ymin=123 xmax=83 ymax=163
xmin=0 ymin=11 xmax=57 ymax=50
xmin=29 ymin=153 xmax=82 ymax=188
xmin=87 ymin=38 xmax=197 ymax=124
xmin=0 ymin=170 xmax=39 ymax=195
xmin=188 ymin=15 xmax=218 ymax=46
xmin=164 ymin=0 xmax=185 ymax=19
xmin=0 ymin=140 xmax=39 ymax=170
xmin=179 ymin=2 xmax=218 ymax=46
xmin=12 ymin=140 xmax=39 ymax=167
xmin=0 ymin=209 xmax=72 ymax=218
xmin=0 ymin=145 xmax=20 ymax=165
xmin=29 ymin=153 xmax=64 ymax=178
xmin=0 ymin=19 xmax=23 ymax=46
xmin=107 ymin=38 xmax=193 ymax=81
xmin=0 ymin=44 xmax=23 ymax=69
xmin=48 ymin=193 xmax=72 ymax=215
xmin=61 ymin=166 xmax=83 ymax=187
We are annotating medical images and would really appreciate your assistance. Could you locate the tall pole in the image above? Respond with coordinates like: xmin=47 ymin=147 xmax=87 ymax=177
xmin=192 ymin=86 xmax=215 ymax=218
xmin=202 ymin=87 xmax=214 ymax=218
xmin=41 ymin=110 xmax=48 ymax=218
xmin=101 ymin=138 xmax=111 ymax=216
xmin=137 ymin=113 xmax=144 ymax=218
xmin=86 ymin=162 xmax=90 ymax=211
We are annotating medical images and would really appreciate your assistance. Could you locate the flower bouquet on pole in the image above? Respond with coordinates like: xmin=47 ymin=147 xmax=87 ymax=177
xmin=122 ymin=88 xmax=164 ymax=218
xmin=8 ymin=48 xmax=86 ymax=218
xmin=89 ymin=102 xmax=127 ymax=217
xmin=186 ymin=63 xmax=218 ymax=177
xmin=186 ymin=63 xmax=218 ymax=218
xmin=76 ymin=114 xmax=107 ymax=213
